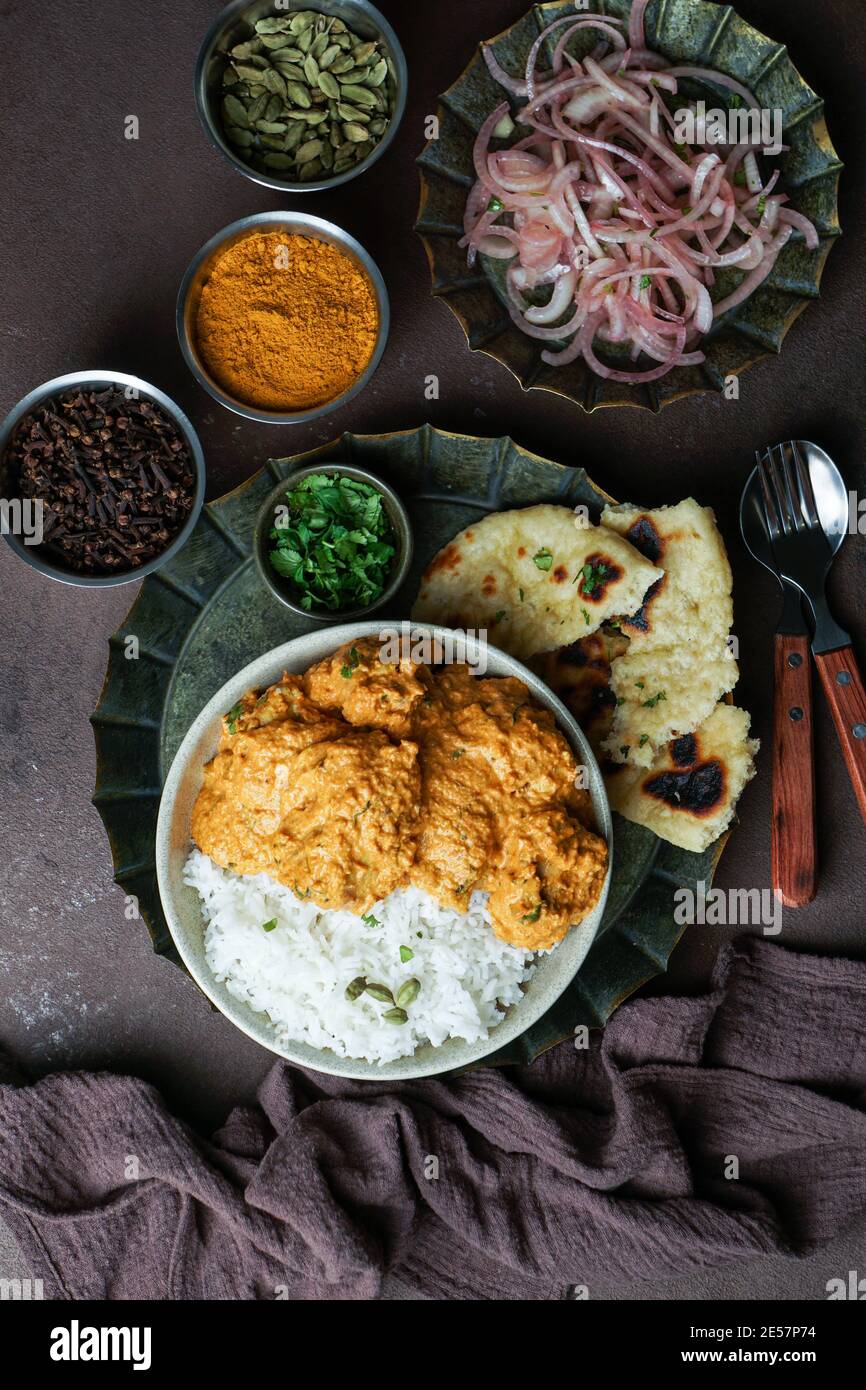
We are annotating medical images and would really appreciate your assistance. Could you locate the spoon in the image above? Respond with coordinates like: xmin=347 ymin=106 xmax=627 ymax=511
xmin=740 ymin=443 xmax=848 ymax=907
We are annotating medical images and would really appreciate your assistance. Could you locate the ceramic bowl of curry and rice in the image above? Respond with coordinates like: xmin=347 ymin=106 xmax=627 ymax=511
xmin=156 ymin=624 xmax=613 ymax=1081
xmin=176 ymin=210 xmax=390 ymax=424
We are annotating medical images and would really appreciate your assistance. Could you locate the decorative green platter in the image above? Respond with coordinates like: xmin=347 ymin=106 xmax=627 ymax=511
xmin=91 ymin=427 xmax=727 ymax=1067
xmin=415 ymin=0 xmax=842 ymax=413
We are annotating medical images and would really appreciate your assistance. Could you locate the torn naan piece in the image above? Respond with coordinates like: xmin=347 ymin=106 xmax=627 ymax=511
xmin=599 ymin=498 xmax=738 ymax=767
xmin=411 ymin=504 xmax=663 ymax=661
xmin=601 ymin=498 xmax=733 ymax=651
xmin=603 ymin=638 xmax=738 ymax=767
xmin=605 ymin=703 xmax=759 ymax=853
xmin=528 ymin=625 xmax=628 ymax=758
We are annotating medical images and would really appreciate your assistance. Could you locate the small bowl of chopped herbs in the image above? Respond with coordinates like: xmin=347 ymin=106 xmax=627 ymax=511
xmin=254 ymin=464 xmax=412 ymax=621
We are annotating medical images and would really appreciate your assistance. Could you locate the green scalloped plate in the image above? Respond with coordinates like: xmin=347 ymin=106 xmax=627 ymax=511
xmin=415 ymin=0 xmax=842 ymax=413
xmin=91 ymin=427 xmax=728 ymax=1067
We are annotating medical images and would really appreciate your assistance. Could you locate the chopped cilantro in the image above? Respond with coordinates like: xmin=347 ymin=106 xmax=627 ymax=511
xmin=362 ymin=913 xmax=380 ymax=928
xmin=451 ymin=748 xmax=465 ymax=760
xmin=639 ymin=274 xmax=651 ymax=290
xmin=493 ymin=609 xmax=506 ymax=624
xmin=639 ymin=734 xmax=650 ymax=747
xmin=226 ymin=701 xmax=243 ymax=735
xmin=341 ymin=645 xmax=361 ymax=680
xmin=533 ymin=548 xmax=553 ymax=572
xmin=521 ymin=904 xmax=542 ymax=923
xmin=518 ymin=587 xmax=525 ymax=602
xmin=261 ymin=919 xmax=278 ymax=933
xmin=642 ymin=690 xmax=667 ymax=708
xmin=734 ymin=169 xmax=747 ymax=187
xmin=581 ymin=560 xmax=609 ymax=596
xmin=268 ymin=473 xmax=396 ymax=613
xmin=399 ymin=945 xmax=414 ymax=963
xmin=581 ymin=607 xmax=591 ymax=625
xmin=488 ymin=195 xmax=504 ymax=212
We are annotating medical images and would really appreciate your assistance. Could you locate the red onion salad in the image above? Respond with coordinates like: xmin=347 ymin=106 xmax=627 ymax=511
xmin=462 ymin=7 xmax=819 ymax=384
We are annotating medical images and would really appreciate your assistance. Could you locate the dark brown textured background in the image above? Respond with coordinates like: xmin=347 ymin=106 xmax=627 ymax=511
xmin=1 ymin=0 xmax=865 ymax=1299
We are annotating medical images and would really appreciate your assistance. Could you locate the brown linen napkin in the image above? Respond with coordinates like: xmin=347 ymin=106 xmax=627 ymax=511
xmin=1 ymin=936 xmax=864 ymax=1300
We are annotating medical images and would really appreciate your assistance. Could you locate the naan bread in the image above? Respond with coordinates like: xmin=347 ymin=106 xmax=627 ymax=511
xmin=412 ymin=504 xmax=662 ymax=660
xmin=528 ymin=625 xmax=628 ymax=757
xmin=601 ymin=499 xmax=733 ymax=651
xmin=603 ymin=639 xmax=738 ymax=767
xmin=605 ymin=703 xmax=759 ymax=852
xmin=599 ymin=499 xmax=738 ymax=766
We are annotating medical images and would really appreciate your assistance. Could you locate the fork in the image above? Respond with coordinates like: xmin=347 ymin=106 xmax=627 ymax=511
xmin=758 ymin=442 xmax=866 ymax=826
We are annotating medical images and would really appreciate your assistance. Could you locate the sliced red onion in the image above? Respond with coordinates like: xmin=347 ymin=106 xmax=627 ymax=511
xmin=482 ymin=44 xmax=528 ymax=97
xmin=742 ymin=151 xmax=762 ymax=195
xmin=465 ymin=22 xmax=818 ymax=386
xmin=664 ymin=66 xmax=758 ymax=108
xmin=525 ymin=269 xmax=578 ymax=324
xmin=712 ymin=227 xmax=792 ymax=317
xmin=777 ymin=207 xmax=820 ymax=249
xmin=509 ymin=304 xmax=584 ymax=340
xmin=628 ymin=0 xmax=651 ymax=52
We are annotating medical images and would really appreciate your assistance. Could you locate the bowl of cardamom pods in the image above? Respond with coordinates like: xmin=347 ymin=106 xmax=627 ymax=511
xmin=196 ymin=0 xmax=407 ymax=192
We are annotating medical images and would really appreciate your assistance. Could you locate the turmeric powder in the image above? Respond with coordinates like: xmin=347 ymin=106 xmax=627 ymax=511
xmin=195 ymin=231 xmax=379 ymax=412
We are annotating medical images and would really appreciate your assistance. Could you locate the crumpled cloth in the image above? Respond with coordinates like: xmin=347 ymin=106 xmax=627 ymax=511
xmin=1 ymin=936 xmax=865 ymax=1300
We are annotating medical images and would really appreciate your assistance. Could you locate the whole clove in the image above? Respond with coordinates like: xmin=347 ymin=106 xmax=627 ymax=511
xmin=6 ymin=388 xmax=197 ymax=575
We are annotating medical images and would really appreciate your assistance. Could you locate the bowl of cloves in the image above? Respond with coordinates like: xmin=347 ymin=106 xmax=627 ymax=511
xmin=0 ymin=371 xmax=206 ymax=587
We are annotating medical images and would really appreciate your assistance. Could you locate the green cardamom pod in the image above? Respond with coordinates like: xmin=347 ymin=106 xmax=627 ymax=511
xmin=395 ymin=978 xmax=421 ymax=1009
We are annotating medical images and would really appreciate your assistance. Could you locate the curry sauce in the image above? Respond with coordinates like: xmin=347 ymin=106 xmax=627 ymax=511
xmin=191 ymin=638 xmax=607 ymax=951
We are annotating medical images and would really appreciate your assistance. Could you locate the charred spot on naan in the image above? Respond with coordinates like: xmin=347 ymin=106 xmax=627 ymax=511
xmin=670 ymin=733 xmax=698 ymax=766
xmin=621 ymin=574 xmax=666 ymax=635
xmin=575 ymin=552 xmax=624 ymax=605
xmin=625 ymin=515 xmax=664 ymax=564
xmin=641 ymin=729 xmax=727 ymax=819
xmin=528 ymin=627 xmax=623 ymax=749
xmin=422 ymin=543 xmax=462 ymax=579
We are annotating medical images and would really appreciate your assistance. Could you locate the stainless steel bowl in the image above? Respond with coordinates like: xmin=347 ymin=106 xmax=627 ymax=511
xmin=195 ymin=0 xmax=408 ymax=194
xmin=0 ymin=370 xmax=206 ymax=589
xmin=176 ymin=210 xmax=390 ymax=425
xmin=254 ymin=463 xmax=413 ymax=620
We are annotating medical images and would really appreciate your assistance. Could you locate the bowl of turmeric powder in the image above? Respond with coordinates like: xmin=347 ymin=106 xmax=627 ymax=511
xmin=177 ymin=211 xmax=389 ymax=423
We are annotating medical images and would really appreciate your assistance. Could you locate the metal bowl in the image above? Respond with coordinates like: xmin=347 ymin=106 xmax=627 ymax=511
xmin=195 ymin=0 xmax=408 ymax=194
xmin=254 ymin=463 xmax=413 ymax=621
xmin=0 ymin=370 xmax=206 ymax=589
xmin=177 ymin=211 xmax=390 ymax=424
xmin=156 ymin=622 xmax=613 ymax=1081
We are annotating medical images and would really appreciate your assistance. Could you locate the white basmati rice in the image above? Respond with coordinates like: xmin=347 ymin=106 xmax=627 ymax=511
xmin=183 ymin=848 xmax=537 ymax=1064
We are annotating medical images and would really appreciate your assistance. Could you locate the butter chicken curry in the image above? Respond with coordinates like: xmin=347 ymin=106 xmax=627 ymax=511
xmin=191 ymin=638 xmax=607 ymax=952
